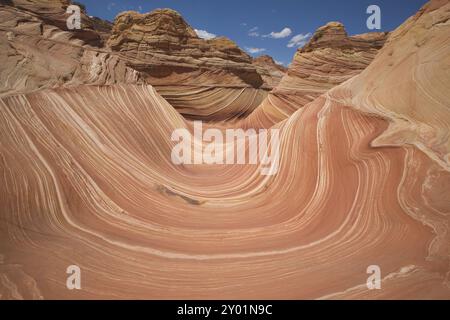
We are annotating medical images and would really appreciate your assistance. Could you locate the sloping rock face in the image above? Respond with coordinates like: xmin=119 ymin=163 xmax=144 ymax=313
xmin=245 ymin=22 xmax=388 ymax=127
xmin=0 ymin=4 xmax=283 ymax=120
xmin=3 ymin=0 xmax=109 ymax=46
xmin=0 ymin=0 xmax=449 ymax=300
xmin=108 ymin=9 xmax=264 ymax=87
xmin=288 ymin=21 xmax=387 ymax=90
xmin=107 ymin=9 xmax=279 ymax=121
xmin=0 ymin=0 xmax=142 ymax=96
xmin=337 ymin=0 xmax=450 ymax=169
xmin=252 ymin=55 xmax=287 ymax=88
xmin=282 ymin=21 xmax=387 ymax=97
xmin=90 ymin=16 xmax=113 ymax=44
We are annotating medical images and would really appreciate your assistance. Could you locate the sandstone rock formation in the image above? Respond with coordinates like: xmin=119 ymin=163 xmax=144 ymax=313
xmin=0 ymin=0 xmax=142 ymax=97
xmin=108 ymin=9 xmax=264 ymax=88
xmin=245 ymin=22 xmax=388 ymax=127
xmin=3 ymin=0 xmax=109 ymax=46
xmin=107 ymin=9 xmax=284 ymax=121
xmin=336 ymin=0 xmax=450 ymax=170
xmin=0 ymin=0 xmax=449 ymax=300
xmin=0 ymin=3 xmax=285 ymax=120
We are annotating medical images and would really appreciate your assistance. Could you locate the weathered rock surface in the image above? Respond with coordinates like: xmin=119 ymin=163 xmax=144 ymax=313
xmin=245 ymin=21 xmax=388 ymax=127
xmin=0 ymin=0 xmax=141 ymax=96
xmin=0 ymin=0 xmax=449 ymax=300
xmin=3 ymin=0 xmax=110 ymax=46
xmin=252 ymin=55 xmax=287 ymax=88
xmin=336 ymin=0 xmax=450 ymax=169
xmin=108 ymin=9 xmax=264 ymax=87
xmin=0 ymin=4 xmax=284 ymax=120
xmin=107 ymin=9 xmax=285 ymax=120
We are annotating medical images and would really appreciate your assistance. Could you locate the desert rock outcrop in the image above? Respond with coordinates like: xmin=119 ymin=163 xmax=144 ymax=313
xmin=336 ymin=0 xmax=450 ymax=169
xmin=0 ymin=3 xmax=285 ymax=120
xmin=246 ymin=22 xmax=388 ymax=127
xmin=0 ymin=0 xmax=142 ymax=96
xmin=0 ymin=0 xmax=449 ymax=300
xmin=107 ymin=9 xmax=282 ymax=120
xmin=252 ymin=55 xmax=287 ymax=88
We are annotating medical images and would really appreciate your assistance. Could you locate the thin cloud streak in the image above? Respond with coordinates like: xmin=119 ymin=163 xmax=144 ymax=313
xmin=195 ymin=29 xmax=217 ymax=40
xmin=287 ymin=33 xmax=312 ymax=48
xmin=245 ymin=47 xmax=266 ymax=54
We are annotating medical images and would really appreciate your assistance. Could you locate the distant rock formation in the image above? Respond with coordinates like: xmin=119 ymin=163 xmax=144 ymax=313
xmin=280 ymin=21 xmax=388 ymax=101
xmin=337 ymin=0 xmax=450 ymax=169
xmin=0 ymin=0 xmax=141 ymax=96
xmin=0 ymin=4 xmax=284 ymax=120
xmin=107 ymin=9 xmax=265 ymax=88
xmin=3 ymin=0 xmax=110 ymax=46
xmin=89 ymin=16 xmax=113 ymax=44
xmin=252 ymin=55 xmax=287 ymax=88
xmin=245 ymin=21 xmax=388 ymax=127
xmin=105 ymin=9 xmax=287 ymax=121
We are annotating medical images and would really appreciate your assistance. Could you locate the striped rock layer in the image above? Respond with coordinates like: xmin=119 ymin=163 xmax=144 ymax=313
xmin=0 ymin=2 xmax=285 ymax=121
xmin=245 ymin=22 xmax=388 ymax=127
xmin=0 ymin=0 xmax=449 ymax=300
xmin=0 ymin=1 xmax=141 ymax=97
xmin=107 ymin=8 xmax=284 ymax=121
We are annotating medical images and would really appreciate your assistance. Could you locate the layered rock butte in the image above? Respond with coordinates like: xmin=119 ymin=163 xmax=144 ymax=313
xmin=0 ymin=0 xmax=143 ymax=97
xmin=0 ymin=2 xmax=286 ymax=121
xmin=107 ymin=9 xmax=287 ymax=120
xmin=244 ymin=21 xmax=388 ymax=127
xmin=0 ymin=0 xmax=450 ymax=299
xmin=252 ymin=54 xmax=287 ymax=88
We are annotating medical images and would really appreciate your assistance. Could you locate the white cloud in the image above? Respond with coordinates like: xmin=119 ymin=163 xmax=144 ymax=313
xmin=195 ymin=29 xmax=217 ymax=40
xmin=287 ymin=33 xmax=312 ymax=48
xmin=107 ymin=2 xmax=116 ymax=11
xmin=264 ymin=27 xmax=292 ymax=39
xmin=241 ymin=22 xmax=248 ymax=27
xmin=245 ymin=47 xmax=266 ymax=54
xmin=275 ymin=60 xmax=284 ymax=66
xmin=248 ymin=27 xmax=259 ymax=37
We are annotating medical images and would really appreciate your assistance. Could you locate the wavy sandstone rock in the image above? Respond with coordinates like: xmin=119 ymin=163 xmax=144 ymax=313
xmin=3 ymin=0 xmax=109 ymax=46
xmin=0 ymin=1 xmax=142 ymax=96
xmin=0 ymin=0 xmax=449 ymax=300
xmin=252 ymin=55 xmax=287 ymax=88
xmin=107 ymin=9 xmax=282 ymax=121
xmin=108 ymin=9 xmax=264 ymax=87
xmin=245 ymin=21 xmax=388 ymax=127
xmin=0 ymin=3 xmax=284 ymax=120
xmin=335 ymin=0 xmax=450 ymax=169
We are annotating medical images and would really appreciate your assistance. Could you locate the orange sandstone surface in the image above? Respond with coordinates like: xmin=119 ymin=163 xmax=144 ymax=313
xmin=0 ymin=0 xmax=449 ymax=299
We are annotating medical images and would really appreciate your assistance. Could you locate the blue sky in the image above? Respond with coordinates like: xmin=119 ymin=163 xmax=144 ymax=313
xmin=79 ymin=0 xmax=428 ymax=66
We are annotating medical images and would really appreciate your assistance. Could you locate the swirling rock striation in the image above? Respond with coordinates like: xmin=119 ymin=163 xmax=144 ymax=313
xmin=107 ymin=9 xmax=286 ymax=121
xmin=0 ymin=3 xmax=285 ymax=121
xmin=252 ymin=55 xmax=287 ymax=88
xmin=0 ymin=0 xmax=449 ymax=300
xmin=336 ymin=0 xmax=450 ymax=169
xmin=108 ymin=9 xmax=266 ymax=88
xmin=0 ymin=0 xmax=142 ymax=97
xmin=245 ymin=21 xmax=388 ymax=127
